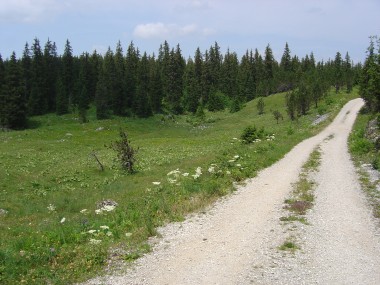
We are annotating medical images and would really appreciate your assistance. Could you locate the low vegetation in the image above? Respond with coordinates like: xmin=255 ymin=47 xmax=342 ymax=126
xmin=0 ymin=89 xmax=357 ymax=284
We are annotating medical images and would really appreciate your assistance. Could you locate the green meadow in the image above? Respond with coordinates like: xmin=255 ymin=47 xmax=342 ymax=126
xmin=0 ymin=89 xmax=357 ymax=284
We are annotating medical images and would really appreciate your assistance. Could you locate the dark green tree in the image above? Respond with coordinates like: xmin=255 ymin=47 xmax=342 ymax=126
xmin=135 ymin=52 xmax=152 ymax=117
xmin=21 ymin=43 xmax=32 ymax=103
xmin=334 ymin=51 xmax=343 ymax=93
xmin=0 ymin=52 xmax=27 ymax=129
xmin=62 ymin=39 xmax=74 ymax=110
xmin=344 ymin=52 xmax=353 ymax=93
xmin=43 ymin=39 xmax=59 ymax=112
xmin=113 ymin=41 xmax=126 ymax=115
xmin=125 ymin=41 xmax=139 ymax=111
xmin=257 ymin=97 xmax=265 ymax=115
xmin=95 ymin=63 xmax=110 ymax=119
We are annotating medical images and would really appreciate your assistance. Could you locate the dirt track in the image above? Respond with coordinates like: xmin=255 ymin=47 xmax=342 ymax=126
xmin=84 ymin=98 xmax=380 ymax=285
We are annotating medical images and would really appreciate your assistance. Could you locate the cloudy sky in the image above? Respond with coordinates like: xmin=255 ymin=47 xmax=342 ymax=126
xmin=0 ymin=0 xmax=379 ymax=63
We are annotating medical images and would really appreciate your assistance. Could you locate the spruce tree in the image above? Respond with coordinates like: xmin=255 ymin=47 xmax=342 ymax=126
xmin=135 ymin=52 xmax=152 ymax=117
xmin=0 ymin=52 xmax=27 ymax=129
xmin=21 ymin=43 xmax=32 ymax=104
xmin=43 ymin=39 xmax=59 ymax=112
xmin=125 ymin=42 xmax=139 ymax=112
xmin=113 ymin=41 xmax=126 ymax=115
xmin=148 ymin=54 xmax=163 ymax=113
xmin=62 ymin=39 xmax=74 ymax=110
xmin=28 ymin=38 xmax=47 ymax=115
xmin=344 ymin=52 xmax=353 ymax=93
xmin=334 ymin=52 xmax=343 ymax=93
xmin=95 ymin=63 xmax=110 ymax=119
xmin=220 ymin=49 xmax=239 ymax=100
xmin=263 ymin=44 xmax=275 ymax=95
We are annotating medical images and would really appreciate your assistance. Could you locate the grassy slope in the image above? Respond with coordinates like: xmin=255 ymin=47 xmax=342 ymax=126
xmin=0 ymin=89 xmax=358 ymax=284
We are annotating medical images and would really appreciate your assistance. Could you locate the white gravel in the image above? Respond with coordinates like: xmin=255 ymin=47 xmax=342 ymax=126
xmin=83 ymin=98 xmax=380 ymax=285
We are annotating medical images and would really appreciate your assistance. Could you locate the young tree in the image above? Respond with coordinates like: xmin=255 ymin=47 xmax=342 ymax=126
xmin=62 ymin=39 xmax=74 ymax=109
xmin=257 ymin=97 xmax=265 ymax=115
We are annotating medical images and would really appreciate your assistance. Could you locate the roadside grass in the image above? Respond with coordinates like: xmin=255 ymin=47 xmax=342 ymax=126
xmin=348 ymin=112 xmax=380 ymax=220
xmin=0 ymin=89 xmax=357 ymax=284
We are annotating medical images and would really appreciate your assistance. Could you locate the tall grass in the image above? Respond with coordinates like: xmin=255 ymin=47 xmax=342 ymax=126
xmin=0 ymin=89 xmax=358 ymax=284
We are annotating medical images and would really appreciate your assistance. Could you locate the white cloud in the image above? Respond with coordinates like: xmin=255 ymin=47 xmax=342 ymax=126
xmin=133 ymin=22 xmax=211 ymax=39
xmin=0 ymin=0 xmax=63 ymax=22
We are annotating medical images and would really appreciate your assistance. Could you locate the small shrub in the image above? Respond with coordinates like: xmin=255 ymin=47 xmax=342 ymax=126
xmin=257 ymin=97 xmax=265 ymax=115
xmin=230 ymin=98 xmax=242 ymax=113
xmin=241 ymin=125 xmax=266 ymax=144
xmin=273 ymin=110 xmax=283 ymax=124
xmin=108 ymin=129 xmax=138 ymax=173
xmin=208 ymin=91 xmax=227 ymax=112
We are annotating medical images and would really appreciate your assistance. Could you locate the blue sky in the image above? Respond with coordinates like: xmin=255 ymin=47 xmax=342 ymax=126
xmin=0 ymin=0 xmax=379 ymax=63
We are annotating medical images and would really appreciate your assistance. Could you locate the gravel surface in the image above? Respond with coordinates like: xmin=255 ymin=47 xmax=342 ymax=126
xmin=83 ymin=98 xmax=380 ymax=285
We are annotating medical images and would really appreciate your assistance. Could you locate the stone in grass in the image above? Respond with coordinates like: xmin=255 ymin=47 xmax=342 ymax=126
xmin=97 ymin=199 xmax=118 ymax=209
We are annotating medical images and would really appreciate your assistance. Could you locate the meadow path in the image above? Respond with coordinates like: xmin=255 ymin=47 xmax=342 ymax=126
xmin=84 ymin=98 xmax=380 ymax=284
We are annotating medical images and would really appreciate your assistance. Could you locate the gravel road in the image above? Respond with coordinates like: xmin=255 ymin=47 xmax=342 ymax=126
xmin=84 ymin=98 xmax=380 ymax=285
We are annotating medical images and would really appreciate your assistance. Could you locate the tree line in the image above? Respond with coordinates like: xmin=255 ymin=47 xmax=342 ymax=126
xmin=360 ymin=36 xmax=380 ymax=112
xmin=0 ymin=39 xmax=361 ymax=129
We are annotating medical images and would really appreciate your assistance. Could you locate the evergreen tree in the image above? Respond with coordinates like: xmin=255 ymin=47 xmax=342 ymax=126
xmin=95 ymin=63 xmax=110 ymax=119
xmin=279 ymin=42 xmax=293 ymax=91
xmin=55 ymin=76 xmax=68 ymax=115
xmin=28 ymin=38 xmax=47 ymax=115
xmin=135 ymin=52 xmax=152 ymax=117
xmin=43 ymin=39 xmax=59 ymax=112
xmin=113 ymin=41 xmax=126 ymax=115
xmin=263 ymin=44 xmax=275 ymax=95
xmin=344 ymin=52 xmax=353 ymax=93
xmin=220 ymin=49 xmax=239 ymax=100
xmin=125 ymin=41 xmax=139 ymax=111
xmin=0 ymin=52 xmax=27 ymax=129
xmin=164 ymin=44 xmax=185 ymax=114
xmin=334 ymin=51 xmax=343 ymax=93
xmin=183 ymin=58 xmax=199 ymax=113
xmin=148 ymin=54 xmax=163 ymax=113
xmin=238 ymin=50 xmax=256 ymax=101
xmin=21 ymin=43 xmax=32 ymax=103
xmin=62 ymin=39 xmax=74 ymax=110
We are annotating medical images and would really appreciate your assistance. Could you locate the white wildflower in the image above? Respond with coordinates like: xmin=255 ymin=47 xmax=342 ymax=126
xmin=234 ymin=155 xmax=240 ymax=159
xmin=182 ymin=172 xmax=189 ymax=177
xmin=228 ymin=159 xmax=235 ymax=163
xmin=167 ymin=169 xmax=181 ymax=176
xmin=106 ymin=231 xmax=113 ymax=237
xmin=168 ymin=178 xmax=177 ymax=184
xmin=80 ymin=209 xmax=88 ymax=214
xmin=47 ymin=204 xmax=56 ymax=212
xmin=99 ymin=225 xmax=109 ymax=230
xmin=60 ymin=217 xmax=66 ymax=224
xmin=88 ymin=229 xmax=97 ymax=234
xmin=152 ymin=181 xmax=161 ymax=185
xmin=195 ymin=167 xmax=202 ymax=175
xmin=236 ymin=164 xmax=241 ymax=167
xmin=232 ymin=137 xmax=238 ymax=140
xmin=208 ymin=166 xmax=215 ymax=173
xmin=226 ymin=171 xmax=231 ymax=175
xmin=89 ymin=238 xmax=102 ymax=245
xmin=95 ymin=209 xmax=102 ymax=215
xmin=125 ymin=232 xmax=132 ymax=237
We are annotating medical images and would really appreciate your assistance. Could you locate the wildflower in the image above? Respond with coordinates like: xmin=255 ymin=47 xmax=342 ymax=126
xmin=60 ymin=217 xmax=66 ymax=224
xmin=236 ymin=164 xmax=241 ymax=167
xmin=226 ymin=171 xmax=231 ymax=175
xmin=208 ymin=166 xmax=215 ymax=173
xmin=232 ymin=137 xmax=238 ymax=140
xmin=228 ymin=159 xmax=235 ymax=163
xmin=182 ymin=173 xmax=189 ymax=177
xmin=95 ymin=209 xmax=102 ymax=215
xmin=167 ymin=169 xmax=181 ymax=176
xmin=89 ymin=238 xmax=102 ymax=245
xmin=152 ymin=181 xmax=161 ymax=185
xmin=88 ymin=230 xmax=97 ymax=234
xmin=168 ymin=178 xmax=177 ymax=184
xmin=234 ymin=155 xmax=240 ymax=159
xmin=47 ymin=204 xmax=56 ymax=212
xmin=106 ymin=231 xmax=113 ymax=237
xmin=125 ymin=232 xmax=132 ymax=237
xmin=100 ymin=225 xmax=109 ymax=230
xmin=80 ymin=209 xmax=88 ymax=214
xmin=195 ymin=167 xmax=202 ymax=175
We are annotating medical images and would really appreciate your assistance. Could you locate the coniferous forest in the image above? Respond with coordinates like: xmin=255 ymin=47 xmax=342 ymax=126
xmin=0 ymin=38 xmax=365 ymax=130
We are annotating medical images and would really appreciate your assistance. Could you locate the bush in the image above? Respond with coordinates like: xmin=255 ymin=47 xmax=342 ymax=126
xmin=241 ymin=125 xmax=266 ymax=144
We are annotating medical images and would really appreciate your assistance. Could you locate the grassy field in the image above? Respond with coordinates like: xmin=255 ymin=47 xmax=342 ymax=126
xmin=0 ymin=89 xmax=358 ymax=284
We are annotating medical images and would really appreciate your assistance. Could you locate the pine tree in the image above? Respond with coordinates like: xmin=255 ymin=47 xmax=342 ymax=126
xmin=113 ymin=41 xmax=126 ymax=115
xmin=21 ymin=43 xmax=32 ymax=104
xmin=183 ymin=58 xmax=199 ymax=113
xmin=344 ymin=52 xmax=353 ymax=93
xmin=95 ymin=63 xmax=110 ymax=119
xmin=28 ymin=38 xmax=47 ymax=115
xmin=135 ymin=52 xmax=152 ymax=117
xmin=0 ymin=52 xmax=27 ymax=129
xmin=263 ymin=44 xmax=275 ymax=95
xmin=43 ymin=39 xmax=59 ymax=112
xmin=125 ymin=41 xmax=139 ymax=112
xmin=62 ymin=39 xmax=74 ymax=110
xmin=334 ymin=52 xmax=343 ymax=93
xmin=220 ymin=49 xmax=239 ymax=100
xmin=148 ymin=54 xmax=163 ymax=113
xmin=164 ymin=44 xmax=185 ymax=114
xmin=55 ymin=76 xmax=68 ymax=115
